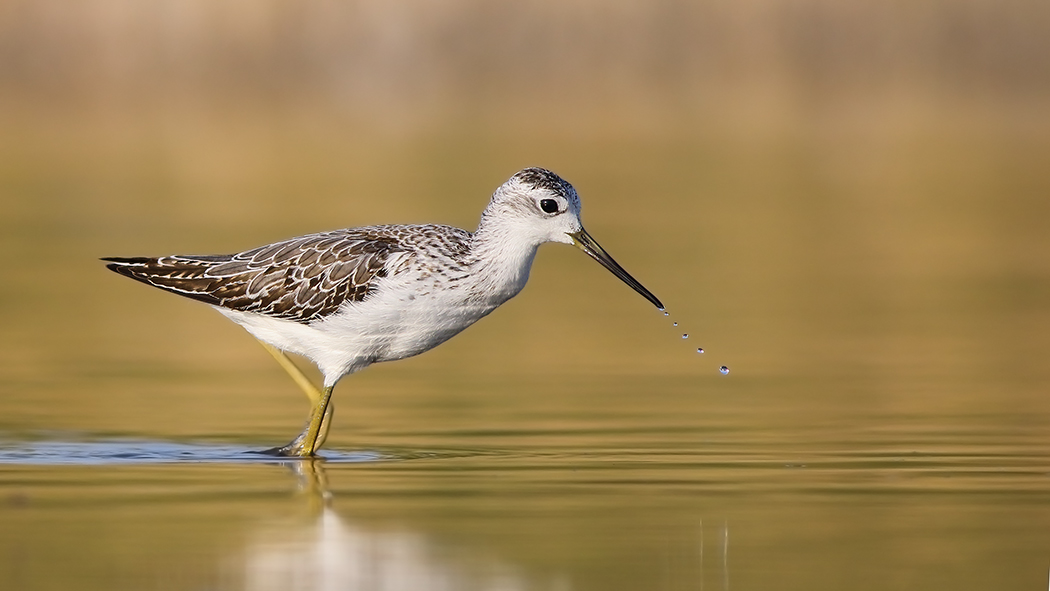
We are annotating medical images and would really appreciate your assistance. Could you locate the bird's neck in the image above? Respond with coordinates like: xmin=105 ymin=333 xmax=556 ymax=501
xmin=468 ymin=215 xmax=542 ymax=306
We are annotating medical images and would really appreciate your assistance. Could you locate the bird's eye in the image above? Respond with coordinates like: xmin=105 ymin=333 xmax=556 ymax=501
xmin=539 ymin=199 xmax=559 ymax=214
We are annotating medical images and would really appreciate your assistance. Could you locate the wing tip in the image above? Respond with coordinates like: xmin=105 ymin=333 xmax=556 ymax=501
xmin=100 ymin=256 xmax=149 ymax=264
xmin=101 ymin=256 xmax=151 ymax=275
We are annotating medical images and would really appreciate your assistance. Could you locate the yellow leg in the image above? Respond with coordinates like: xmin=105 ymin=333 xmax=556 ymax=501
xmin=259 ymin=341 xmax=335 ymax=456
xmin=259 ymin=341 xmax=322 ymax=403
xmin=302 ymin=385 xmax=334 ymax=454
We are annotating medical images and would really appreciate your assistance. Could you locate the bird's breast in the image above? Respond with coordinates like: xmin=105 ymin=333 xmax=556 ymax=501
xmin=311 ymin=242 xmax=538 ymax=369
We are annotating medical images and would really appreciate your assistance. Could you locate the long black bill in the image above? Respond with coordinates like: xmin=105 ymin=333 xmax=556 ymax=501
xmin=569 ymin=228 xmax=664 ymax=310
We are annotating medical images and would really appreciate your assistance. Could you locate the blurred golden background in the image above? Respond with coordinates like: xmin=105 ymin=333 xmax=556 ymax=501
xmin=2 ymin=0 xmax=1047 ymax=434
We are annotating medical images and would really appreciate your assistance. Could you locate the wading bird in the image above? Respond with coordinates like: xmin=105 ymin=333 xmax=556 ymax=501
xmin=104 ymin=168 xmax=662 ymax=456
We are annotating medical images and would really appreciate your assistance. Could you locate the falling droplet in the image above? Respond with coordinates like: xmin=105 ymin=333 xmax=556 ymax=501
xmin=673 ymin=322 xmax=678 ymax=327
xmin=681 ymin=334 xmax=689 ymax=339
xmin=664 ymin=311 xmax=670 ymax=317
xmin=697 ymin=348 xmax=704 ymax=354
xmin=719 ymin=366 xmax=730 ymax=375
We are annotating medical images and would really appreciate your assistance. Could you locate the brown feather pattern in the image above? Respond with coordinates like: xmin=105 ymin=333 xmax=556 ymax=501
xmin=103 ymin=225 xmax=474 ymax=324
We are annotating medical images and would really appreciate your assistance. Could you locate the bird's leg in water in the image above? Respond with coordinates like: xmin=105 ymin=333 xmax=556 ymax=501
xmin=259 ymin=341 xmax=335 ymax=456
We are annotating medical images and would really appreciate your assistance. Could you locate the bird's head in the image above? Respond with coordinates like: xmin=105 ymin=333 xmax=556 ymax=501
xmin=482 ymin=167 xmax=663 ymax=309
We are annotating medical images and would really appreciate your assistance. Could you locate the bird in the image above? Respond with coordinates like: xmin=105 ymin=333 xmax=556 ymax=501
xmin=103 ymin=167 xmax=663 ymax=457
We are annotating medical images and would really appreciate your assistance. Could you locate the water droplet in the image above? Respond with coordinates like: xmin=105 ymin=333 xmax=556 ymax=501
xmin=673 ymin=322 xmax=678 ymax=327
xmin=663 ymin=311 xmax=670 ymax=317
xmin=696 ymin=348 xmax=704 ymax=354
xmin=681 ymin=334 xmax=689 ymax=339
xmin=719 ymin=366 xmax=730 ymax=375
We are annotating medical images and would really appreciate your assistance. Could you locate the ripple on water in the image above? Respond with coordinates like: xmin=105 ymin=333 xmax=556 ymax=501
xmin=0 ymin=440 xmax=390 ymax=465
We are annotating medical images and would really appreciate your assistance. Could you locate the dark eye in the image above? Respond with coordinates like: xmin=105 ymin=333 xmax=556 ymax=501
xmin=539 ymin=199 xmax=559 ymax=214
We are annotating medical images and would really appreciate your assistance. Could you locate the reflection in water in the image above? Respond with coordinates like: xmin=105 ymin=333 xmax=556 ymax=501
xmin=242 ymin=461 xmax=568 ymax=591
xmin=698 ymin=519 xmax=730 ymax=591
xmin=722 ymin=521 xmax=729 ymax=591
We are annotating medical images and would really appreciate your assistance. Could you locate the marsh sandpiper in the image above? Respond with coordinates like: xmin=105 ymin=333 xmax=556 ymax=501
xmin=104 ymin=168 xmax=662 ymax=456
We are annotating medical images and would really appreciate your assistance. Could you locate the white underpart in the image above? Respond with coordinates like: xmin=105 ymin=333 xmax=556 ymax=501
xmin=216 ymin=177 xmax=583 ymax=388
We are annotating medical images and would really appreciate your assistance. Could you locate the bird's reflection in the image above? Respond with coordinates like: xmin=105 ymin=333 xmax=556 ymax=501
xmin=240 ymin=460 xmax=729 ymax=591
xmin=241 ymin=460 xmax=553 ymax=591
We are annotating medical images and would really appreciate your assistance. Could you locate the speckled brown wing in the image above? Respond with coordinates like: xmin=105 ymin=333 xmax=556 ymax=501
xmin=103 ymin=229 xmax=410 ymax=323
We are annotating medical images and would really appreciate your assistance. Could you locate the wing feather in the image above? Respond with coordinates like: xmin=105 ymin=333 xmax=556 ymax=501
xmin=103 ymin=229 xmax=411 ymax=323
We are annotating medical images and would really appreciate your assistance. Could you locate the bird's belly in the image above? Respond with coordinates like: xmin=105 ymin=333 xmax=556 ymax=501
xmin=218 ymin=273 xmax=522 ymax=385
xmin=330 ymin=297 xmax=495 ymax=360
xmin=313 ymin=281 xmax=510 ymax=372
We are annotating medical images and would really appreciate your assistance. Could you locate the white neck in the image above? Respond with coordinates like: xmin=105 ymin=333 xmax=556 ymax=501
xmin=467 ymin=211 xmax=543 ymax=307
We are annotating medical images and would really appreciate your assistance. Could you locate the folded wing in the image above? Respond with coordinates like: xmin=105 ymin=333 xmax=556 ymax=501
xmin=103 ymin=229 xmax=409 ymax=323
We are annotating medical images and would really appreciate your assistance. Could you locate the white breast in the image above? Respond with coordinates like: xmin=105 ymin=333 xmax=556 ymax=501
xmin=215 ymin=241 xmax=538 ymax=387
